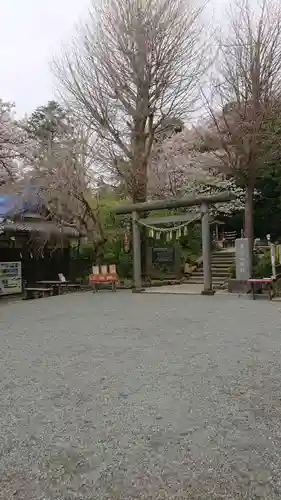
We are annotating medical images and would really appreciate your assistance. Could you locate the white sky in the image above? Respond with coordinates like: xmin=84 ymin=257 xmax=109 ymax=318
xmin=0 ymin=0 xmax=91 ymax=116
xmin=0 ymin=0 xmax=233 ymax=117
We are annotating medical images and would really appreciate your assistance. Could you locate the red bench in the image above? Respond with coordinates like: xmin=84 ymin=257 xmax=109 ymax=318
xmin=89 ymin=264 xmax=118 ymax=292
xmin=248 ymin=278 xmax=274 ymax=300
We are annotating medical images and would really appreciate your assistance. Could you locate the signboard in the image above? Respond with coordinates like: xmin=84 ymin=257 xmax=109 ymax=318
xmin=152 ymin=247 xmax=174 ymax=264
xmin=235 ymin=239 xmax=251 ymax=280
xmin=0 ymin=261 xmax=22 ymax=295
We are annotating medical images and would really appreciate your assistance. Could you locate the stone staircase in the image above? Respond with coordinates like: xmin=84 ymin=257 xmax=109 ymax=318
xmin=187 ymin=249 xmax=235 ymax=289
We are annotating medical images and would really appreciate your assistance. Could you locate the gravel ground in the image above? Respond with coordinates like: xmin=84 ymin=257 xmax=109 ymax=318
xmin=1 ymin=291 xmax=281 ymax=499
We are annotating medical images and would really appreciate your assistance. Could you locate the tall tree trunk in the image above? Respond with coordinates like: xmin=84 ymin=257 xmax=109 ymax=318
xmin=131 ymin=153 xmax=148 ymax=282
xmin=131 ymin=138 xmax=147 ymax=204
xmin=244 ymin=181 xmax=254 ymax=276
xmin=244 ymin=182 xmax=254 ymax=240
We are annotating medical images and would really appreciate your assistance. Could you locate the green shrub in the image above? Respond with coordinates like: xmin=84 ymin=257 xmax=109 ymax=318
xmin=229 ymin=251 xmax=273 ymax=279
xmin=180 ymin=223 xmax=202 ymax=264
xmin=116 ymin=252 xmax=133 ymax=278
xmin=102 ymin=239 xmax=133 ymax=278
xmin=253 ymin=251 xmax=272 ymax=278
xmin=229 ymin=263 xmax=236 ymax=278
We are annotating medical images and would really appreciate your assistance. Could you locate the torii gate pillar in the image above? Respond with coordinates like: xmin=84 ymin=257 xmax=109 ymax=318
xmin=201 ymin=202 xmax=214 ymax=295
xmin=132 ymin=211 xmax=143 ymax=292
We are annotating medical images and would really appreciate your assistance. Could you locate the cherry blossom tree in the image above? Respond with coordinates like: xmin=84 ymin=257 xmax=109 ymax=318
xmin=0 ymin=100 xmax=32 ymax=186
xmin=28 ymin=116 xmax=106 ymax=247
xmin=148 ymin=126 xmax=244 ymax=215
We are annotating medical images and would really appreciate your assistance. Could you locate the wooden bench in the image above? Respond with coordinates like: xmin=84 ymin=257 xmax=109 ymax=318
xmin=36 ymin=280 xmax=70 ymax=295
xmin=248 ymin=278 xmax=274 ymax=300
xmin=23 ymin=287 xmax=53 ymax=300
xmin=57 ymin=274 xmax=81 ymax=293
xmin=65 ymin=283 xmax=81 ymax=292
xmin=89 ymin=264 xmax=118 ymax=292
xmin=36 ymin=276 xmax=81 ymax=295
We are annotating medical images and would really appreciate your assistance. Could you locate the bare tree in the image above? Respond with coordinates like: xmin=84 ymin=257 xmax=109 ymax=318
xmin=203 ymin=0 xmax=281 ymax=246
xmin=53 ymin=0 xmax=210 ymax=203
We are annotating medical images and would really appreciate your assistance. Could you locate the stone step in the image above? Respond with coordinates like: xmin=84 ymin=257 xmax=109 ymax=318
xmin=212 ymin=255 xmax=235 ymax=259
xmin=212 ymin=253 xmax=235 ymax=258
xmin=213 ymin=265 xmax=232 ymax=268
xmin=190 ymin=275 xmax=228 ymax=280
xmin=188 ymin=278 xmax=227 ymax=284
xmin=187 ymin=277 xmax=228 ymax=285
xmin=211 ymin=270 xmax=231 ymax=275
xmin=212 ymin=251 xmax=235 ymax=253
xmin=187 ymin=282 xmax=227 ymax=287
xmin=212 ymin=258 xmax=235 ymax=261
xmin=188 ymin=251 xmax=234 ymax=286
xmin=212 ymin=269 xmax=231 ymax=274
xmin=194 ymin=267 xmax=230 ymax=274
xmin=212 ymin=272 xmax=233 ymax=276
xmin=191 ymin=271 xmax=228 ymax=277
xmin=212 ymin=251 xmax=235 ymax=255
xmin=211 ymin=257 xmax=235 ymax=262
xmin=212 ymin=252 xmax=235 ymax=256
xmin=211 ymin=263 xmax=233 ymax=267
xmin=211 ymin=262 xmax=234 ymax=266
xmin=193 ymin=271 xmax=230 ymax=277
xmin=212 ymin=265 xmax=232 ymax=270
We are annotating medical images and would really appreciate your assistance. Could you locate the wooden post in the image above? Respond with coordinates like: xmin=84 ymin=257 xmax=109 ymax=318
xmin=132 ymin=211 xmax=143 ymax=292
xmin=215 ymin=223 xmax=219 ymax=242
xmin=146 ymin=246 xmax=153 ymax=278
xmin=270 ymin=243 xmax=276 ymax=279
xmin=201 ymin=203 xmax=214 ymax=295
xmin=174 ymin=242 xmax=181 ymax=280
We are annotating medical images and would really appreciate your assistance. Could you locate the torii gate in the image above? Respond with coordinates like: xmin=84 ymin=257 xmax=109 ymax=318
xmin=115 ymin=191 xmax=235 ymax=294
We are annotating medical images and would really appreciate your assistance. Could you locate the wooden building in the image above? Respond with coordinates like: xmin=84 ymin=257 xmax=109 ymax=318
xmin=0 ymin=193 xmax=80 ymax=286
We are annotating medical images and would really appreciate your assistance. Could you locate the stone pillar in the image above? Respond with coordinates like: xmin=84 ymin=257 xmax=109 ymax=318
xmin=235 ymin=238 xmax=251 ymax=280
xmin=201 ymin=203 xmax=214 ymax=295
xmin=132 ymin=211 xmax=143 ymax=292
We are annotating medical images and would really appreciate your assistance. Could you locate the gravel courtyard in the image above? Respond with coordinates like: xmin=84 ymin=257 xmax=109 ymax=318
xmin=1 ymin=291 xmax=281 ymax=499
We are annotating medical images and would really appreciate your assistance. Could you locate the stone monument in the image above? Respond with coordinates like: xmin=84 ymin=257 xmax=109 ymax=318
xmin=235 ymin=238 xmax=251 ymax=280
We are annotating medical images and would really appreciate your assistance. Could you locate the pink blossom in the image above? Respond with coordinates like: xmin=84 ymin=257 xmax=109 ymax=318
xmin=0 ymin=100 xmax=33 ymax=185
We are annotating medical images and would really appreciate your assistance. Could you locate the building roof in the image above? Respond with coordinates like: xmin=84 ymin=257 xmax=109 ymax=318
xmin=0 ymin=188 xmax=81 ymax=237
xmin=0 ymin=189 xmax=43 ymax=218
xmin=0 ymin=219 xmax=80 ymax=237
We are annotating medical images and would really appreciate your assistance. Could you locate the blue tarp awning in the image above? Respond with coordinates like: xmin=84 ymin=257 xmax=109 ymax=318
xmin=0 ymin=190 xmax=43 ymax=218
